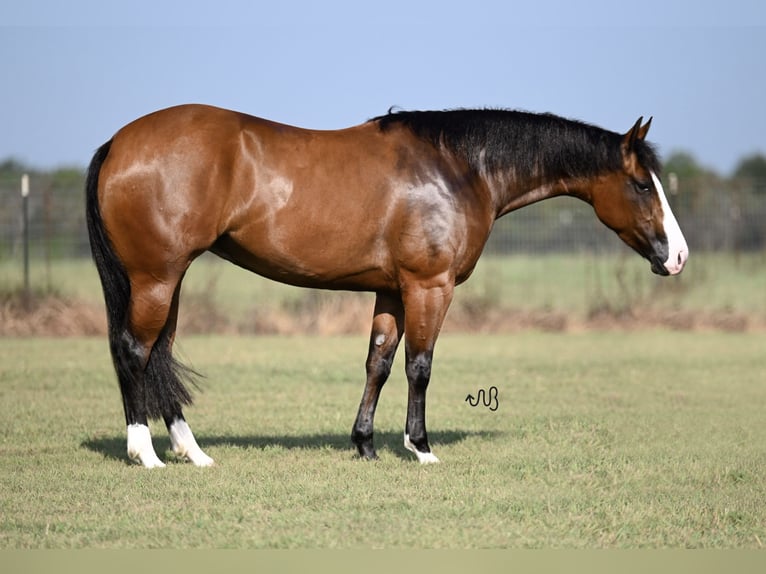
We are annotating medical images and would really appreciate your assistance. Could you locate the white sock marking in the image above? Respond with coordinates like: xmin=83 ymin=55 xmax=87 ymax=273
xmin=651 ymin=171 xmax=688 ymax=275
xmin=168 ymin=419 xmax=215 ymax=467
xmin=404 ymin=433 xmax=440 ymax=464
xmin=127 ymin=423 xmax=165 ymax=468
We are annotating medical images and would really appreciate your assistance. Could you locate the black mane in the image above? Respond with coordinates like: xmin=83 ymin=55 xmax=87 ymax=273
xmin=372 ymin=108 xmax=660 ymax=181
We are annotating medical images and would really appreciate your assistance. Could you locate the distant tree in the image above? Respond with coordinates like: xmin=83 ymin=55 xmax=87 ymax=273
xmin=663 ymin=151 xmax=710 ymax=180
xmin=732 ymin=153 xmax=766 ymax=194
xmin=50 ymin=167 xmax=85 ymax=190
xmin=661 ymin=151 xmax=716 ymax=214
xmin=733 ymin=153 xmax=766 ymax=178
xmin=0 ymin=158 xmax=29 ymax=178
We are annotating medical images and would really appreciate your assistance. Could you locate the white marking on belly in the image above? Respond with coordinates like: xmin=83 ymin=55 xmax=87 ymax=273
xmin=651 ymin=171 xmax=688 ymax=275
xmin=127 ymin=424 xmax=165 ymax=468
xmin=168 ymin=419 xmax=215 ymax=467
xmin=404 ymin=433 xmax=440 ymax=464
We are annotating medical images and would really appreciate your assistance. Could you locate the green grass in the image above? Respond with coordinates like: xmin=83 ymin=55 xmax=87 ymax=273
xmin=1 ymin=332 xmax=764 ymax=548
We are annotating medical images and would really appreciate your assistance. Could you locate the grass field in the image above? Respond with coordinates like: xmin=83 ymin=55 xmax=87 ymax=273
xmin=1 ymin=331 xmax=764 ymax=548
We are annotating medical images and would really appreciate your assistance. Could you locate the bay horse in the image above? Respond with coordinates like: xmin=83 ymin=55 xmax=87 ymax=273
xmin=85 ymin=104 xmax=688 ymax=467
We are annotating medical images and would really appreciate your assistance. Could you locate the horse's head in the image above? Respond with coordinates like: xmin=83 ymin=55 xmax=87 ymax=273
xmin=590 ymin=117 xmax=688 ymax=276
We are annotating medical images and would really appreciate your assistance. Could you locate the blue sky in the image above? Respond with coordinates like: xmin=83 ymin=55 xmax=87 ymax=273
xmin=1 ymin=0 xmax=765 ymax=175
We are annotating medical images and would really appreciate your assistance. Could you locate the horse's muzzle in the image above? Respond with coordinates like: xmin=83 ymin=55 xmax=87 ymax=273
xmin=650 ymin=255 xmax=671 ymax=276
xmin=650 ymin=249 xmax=689 ymax=276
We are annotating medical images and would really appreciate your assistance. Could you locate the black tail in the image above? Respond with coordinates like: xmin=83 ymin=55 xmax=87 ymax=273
xmin=85 ymin=141 xmax=195 ymax=422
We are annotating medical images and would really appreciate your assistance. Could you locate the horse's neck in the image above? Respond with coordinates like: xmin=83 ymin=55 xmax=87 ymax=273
xmin=490 ymin=173 xmax=584 ymax=219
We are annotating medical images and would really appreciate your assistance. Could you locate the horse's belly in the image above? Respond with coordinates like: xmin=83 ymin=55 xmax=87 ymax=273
xmin=209 ymin=233 xmax=396 ymax=292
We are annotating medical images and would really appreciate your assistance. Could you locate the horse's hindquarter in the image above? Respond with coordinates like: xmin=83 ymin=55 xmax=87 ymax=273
xmin=98 ymin=106 xmax=237 ymax=278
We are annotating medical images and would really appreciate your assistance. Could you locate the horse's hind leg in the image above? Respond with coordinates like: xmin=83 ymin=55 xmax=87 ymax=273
xmin=161 ymin=279 xmax=214 ymax=467
xmin=120 ymin=271 xmax=206 ymax=467
xmin=351 ymin=292 xmax=404 ymax=459
xmin=119 ymin=275 xmax=178 ymax=468
xmin=117 ymin=330 xmax=166 ymax=468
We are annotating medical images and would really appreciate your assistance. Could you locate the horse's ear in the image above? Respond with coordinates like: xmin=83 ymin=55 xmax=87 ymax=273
xmin=621 ymin=117 xmax=644 ymax=171
xmin=637 ymin=116 xmax=652 ymax=141
xmin=623 ymin=117 xmax=644 ymax=152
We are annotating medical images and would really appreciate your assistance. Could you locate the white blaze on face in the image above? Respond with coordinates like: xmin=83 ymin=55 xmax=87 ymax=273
xmin=651 ymin=172 xmax=688 ymax=275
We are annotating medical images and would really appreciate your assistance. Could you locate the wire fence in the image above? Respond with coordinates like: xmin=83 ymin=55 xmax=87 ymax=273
xmin=1 ymin=170 xmax=764 ymax=288
xmin=1 ymin=172 xmax=90 ymax=262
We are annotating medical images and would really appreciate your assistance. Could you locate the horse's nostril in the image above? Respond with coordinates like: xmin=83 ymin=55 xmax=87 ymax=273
xmin=677 ymin=252 xmax=682 ymax=265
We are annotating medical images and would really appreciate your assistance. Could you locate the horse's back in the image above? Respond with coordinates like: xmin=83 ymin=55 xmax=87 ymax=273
xmin=104 ymin=104 xmax=257 ymax=176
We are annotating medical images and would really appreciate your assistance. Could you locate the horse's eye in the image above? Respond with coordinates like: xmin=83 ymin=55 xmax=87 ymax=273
xmin=633 ymin=180 xmax=651 ymax=193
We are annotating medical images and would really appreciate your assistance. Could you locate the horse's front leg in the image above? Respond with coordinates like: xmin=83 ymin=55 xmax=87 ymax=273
xmin=401 ymin=277 xmax=454 ymax=464
xmin=352 ymin=292 xmax=404 ymax=459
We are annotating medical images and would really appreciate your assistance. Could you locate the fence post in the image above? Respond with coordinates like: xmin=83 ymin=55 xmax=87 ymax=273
xmin=21 ymin=173 xmax=30 ymax=301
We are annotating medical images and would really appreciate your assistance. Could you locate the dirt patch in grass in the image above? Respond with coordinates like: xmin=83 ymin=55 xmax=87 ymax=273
xmin=1 ymin=292 xmax=763 ymax=337
xmin=0 ymin=293 xmax=106 ymax=337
